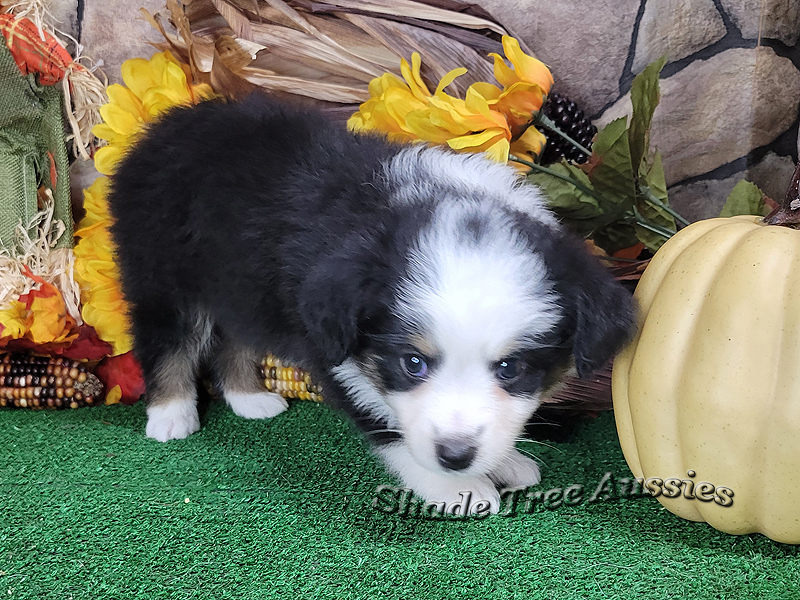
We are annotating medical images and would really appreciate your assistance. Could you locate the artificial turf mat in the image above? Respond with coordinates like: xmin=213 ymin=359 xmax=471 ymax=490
xmin=1 ymin=399 xmax=798 ymax=600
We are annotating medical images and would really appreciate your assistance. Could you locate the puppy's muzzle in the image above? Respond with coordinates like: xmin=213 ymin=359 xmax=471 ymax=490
xmin=435 ymin=438 xmax=477 ymax=471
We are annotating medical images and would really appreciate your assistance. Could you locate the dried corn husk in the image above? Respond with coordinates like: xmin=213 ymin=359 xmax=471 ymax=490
xmin=146 ymin=0 xmax=533 ymax=117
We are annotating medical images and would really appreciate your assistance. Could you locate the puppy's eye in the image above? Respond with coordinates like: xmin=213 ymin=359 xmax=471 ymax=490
xmin=401 ymin=354 xmax=428 ymax=378
xmin=495 ymin=358 xmax=523 ymax=381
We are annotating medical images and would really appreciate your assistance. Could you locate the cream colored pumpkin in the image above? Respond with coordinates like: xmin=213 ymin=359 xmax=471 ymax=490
xmin=612 ymin=214 xmax=800 ymax=544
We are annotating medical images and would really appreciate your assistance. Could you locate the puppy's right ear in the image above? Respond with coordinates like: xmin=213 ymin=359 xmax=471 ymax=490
xmin=297 ymin=235 xmax=389 ymax=366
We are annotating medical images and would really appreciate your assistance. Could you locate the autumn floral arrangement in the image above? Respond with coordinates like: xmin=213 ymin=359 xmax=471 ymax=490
xmin=0 ymin=0 xmax=769 ymax=411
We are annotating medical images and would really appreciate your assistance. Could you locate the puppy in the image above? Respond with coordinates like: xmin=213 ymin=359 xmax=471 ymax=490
xmin=108 ymin=94 xmax=635 ymax=512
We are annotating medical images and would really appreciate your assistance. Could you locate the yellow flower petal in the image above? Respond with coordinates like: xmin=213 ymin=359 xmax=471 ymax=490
xmin=78 ymin=179 xmax=112 ymax=229
xmin=404 ymin=110 xmax=455 ymax=143
xmin=368 ymin=72 xmax=407 ymax=98
xmin=501 ymin=36 xmax=554 ymax=92
xmin=161 ymin=60 xmax=189 ymax=92
xmin=511 ymin=125 xmax=548 ymax=160
xmin=446 ymin=128 xmax=507 ymax=151
xmin=400 ymin=54 xmax=431 ymax=102
xmin=383 ymin=87 xmax=427 ymax=129
xmin=106 ymin=84 xmax=145 ymax=120
xmin=99 ymin=104 xmax=142 ymax=137
xmin=482 ymin=138 xmax=511 ymax=162
xmin=93 ymin=145 xmax=125 ymax=176
xmin=105 ymin=384 xmax=122 ymax=405
xmin=121 ymin=57 xmax=162 ymax=101
xmin=468 ymin=81 xmax=502 ymax=102
xmin=489 ymin=51 xmax=519 ymax=88
xmin=0 ymin=301 xmax=29 ymax=341
xmin=91 ymin=123 xmax=127 ymax=145
xmin=434 ymin=67 xmax=467 ymax=97
xmin=490 ymin=81 xmax=547 ymax=129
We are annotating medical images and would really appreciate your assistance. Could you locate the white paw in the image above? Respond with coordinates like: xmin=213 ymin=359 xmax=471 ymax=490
xmin=146 ymin=399 xmax=200 ymax=442
xmin=412 ymin=473 xmax=502 ymax=514
xmin=226 ymin=391 xmax=288 ymax=419
xmin=377 ymin=443 xmax=502 ymax=513
xmin=489 ymin=449 xmax=541 ymax=489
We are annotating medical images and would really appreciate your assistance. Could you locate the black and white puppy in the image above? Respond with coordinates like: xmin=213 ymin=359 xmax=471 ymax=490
xmin=108 ymin=94 xmax=635 ymax=511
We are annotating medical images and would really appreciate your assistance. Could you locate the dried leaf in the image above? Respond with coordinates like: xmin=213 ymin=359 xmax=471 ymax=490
xmin=304 ymin=0 xmax=507 ymax=35
xmin=215 ymin=35 xmax=255 ymax=72
xmin=241 ymin=66 xmax=369 ymax=102
xmin=211 ymin=0 xmax=254 ymax=39
xmin=210 ymin=45 xmax=258 ymax=98
xmin=250 ymin=22 xmax=382 ymax=81
xmin=152 ymin=0 xmax=518 ymax=107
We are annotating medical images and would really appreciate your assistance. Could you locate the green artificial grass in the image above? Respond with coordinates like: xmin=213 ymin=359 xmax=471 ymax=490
xmin=1 ymin=399 xmax=799 ymax=599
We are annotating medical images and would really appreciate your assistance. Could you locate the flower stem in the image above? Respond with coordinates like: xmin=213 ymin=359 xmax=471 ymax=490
xmin=631 ymin=207 xmax=676 ymax=239
xmin=509 ymin=155 xmax=612 ymax=211
xmin=639 ymin=185 xmax=691 ymax=227
xmin=534 ymin=113 xmax=592 ymax=156
xmin=633 ymin=219 xmax=674 ymax=239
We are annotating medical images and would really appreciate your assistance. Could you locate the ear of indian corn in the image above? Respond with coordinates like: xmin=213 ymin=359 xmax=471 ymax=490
xmin=0 ymin=354 xmax=103 ymax=409
xmin=261 ymin=354 xmax=323 ymax=402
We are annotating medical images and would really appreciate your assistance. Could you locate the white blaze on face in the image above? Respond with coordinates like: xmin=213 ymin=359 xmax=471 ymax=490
xmin=389 ymin=200 xmax=560 ymax=475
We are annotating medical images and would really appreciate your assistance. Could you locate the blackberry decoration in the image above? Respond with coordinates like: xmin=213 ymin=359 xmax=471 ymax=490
xmin=539 ymin=92 xmax=597 ymax=165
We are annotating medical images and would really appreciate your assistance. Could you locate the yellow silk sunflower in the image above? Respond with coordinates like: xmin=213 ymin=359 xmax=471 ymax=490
xmin=348 ymin=36 xmax=553 ymax=163
xmin=92 ymin=51 xmax=213 ymax=175
xmin=74 ymin=51 xmax=213 ymax=355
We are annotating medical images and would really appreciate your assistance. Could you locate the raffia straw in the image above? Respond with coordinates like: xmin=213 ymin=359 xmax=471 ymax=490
xmin=0 ymin=0 xmax=55 ymax=39
xmin=0 ymin=192 xmax=82 ymax=323
xmin=62 ymin=61 xmax=108 ymax=160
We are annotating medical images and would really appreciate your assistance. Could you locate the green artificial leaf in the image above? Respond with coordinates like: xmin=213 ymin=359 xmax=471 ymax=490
xmin=635 ymin=151 xmax=676 ymax=252
xmin=527 ymin=161 xmax=611 ymax=234
xmin=633 ymin=222 xmax=668 ymax=253
xmin=584 ymin=117 xmax=637 ymax=209
xmin=719 ymin=180 xmax=768 ymax=217
xmin=628 ymin=55 xmax=667 ymax=173
xmin=592 ymin=222 xmax=640 ymax=255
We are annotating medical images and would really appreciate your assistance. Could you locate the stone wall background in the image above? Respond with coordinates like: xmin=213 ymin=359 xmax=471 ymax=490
xmin=57 ymin=0 xmax=800 ymax=221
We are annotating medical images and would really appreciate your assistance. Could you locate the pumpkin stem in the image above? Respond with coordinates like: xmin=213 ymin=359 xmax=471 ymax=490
xmin=764 ymin=162 xmax=800 ymax=227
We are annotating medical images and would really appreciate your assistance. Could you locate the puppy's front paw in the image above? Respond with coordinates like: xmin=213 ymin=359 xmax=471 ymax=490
xmin=409 ymin=473 xmax=502 ymax=514
xmin=489 ymin=449 xmax=541 ymax=489
xmin=146 ymin=399 xmax=200 ymax=442
xmin=377 ymin=443 xmax=509 ymax=514
xmin=226 ymin=391 xmax=288 ymax=419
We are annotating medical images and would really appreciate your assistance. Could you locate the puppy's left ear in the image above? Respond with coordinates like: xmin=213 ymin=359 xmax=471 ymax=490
xmin=571 ymin=264 xmax=637 ymax=377
xmin=523 ymin=219 xmax=637 ymax=378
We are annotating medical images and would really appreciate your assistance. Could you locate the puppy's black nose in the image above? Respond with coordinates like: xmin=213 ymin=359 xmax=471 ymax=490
xmin=435 ymin=439 xmax=477 ymax=471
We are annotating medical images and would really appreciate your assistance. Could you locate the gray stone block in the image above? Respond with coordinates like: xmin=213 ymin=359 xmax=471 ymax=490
xmin=633 ymin=0 xmax=726 ymax=72
xmin=720 ymin=0 xmax=800 ymax=45
xmin=598 ymin=47 xmax=800 ymax=186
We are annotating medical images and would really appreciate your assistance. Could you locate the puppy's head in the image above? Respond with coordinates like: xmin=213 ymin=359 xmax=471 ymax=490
xmin=299 ymin=148 xmax=635 ymax=477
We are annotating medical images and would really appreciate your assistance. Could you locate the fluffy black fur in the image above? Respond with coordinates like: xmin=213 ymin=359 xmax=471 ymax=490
xmin=108 ymin=93 xmax=634 ymax=444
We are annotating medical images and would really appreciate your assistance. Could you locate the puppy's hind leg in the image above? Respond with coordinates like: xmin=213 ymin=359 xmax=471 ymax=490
xmin=211 ymin=336 xmax=288 ymax=420
xmin=135 ymin=305 xmax=212 ymax=442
